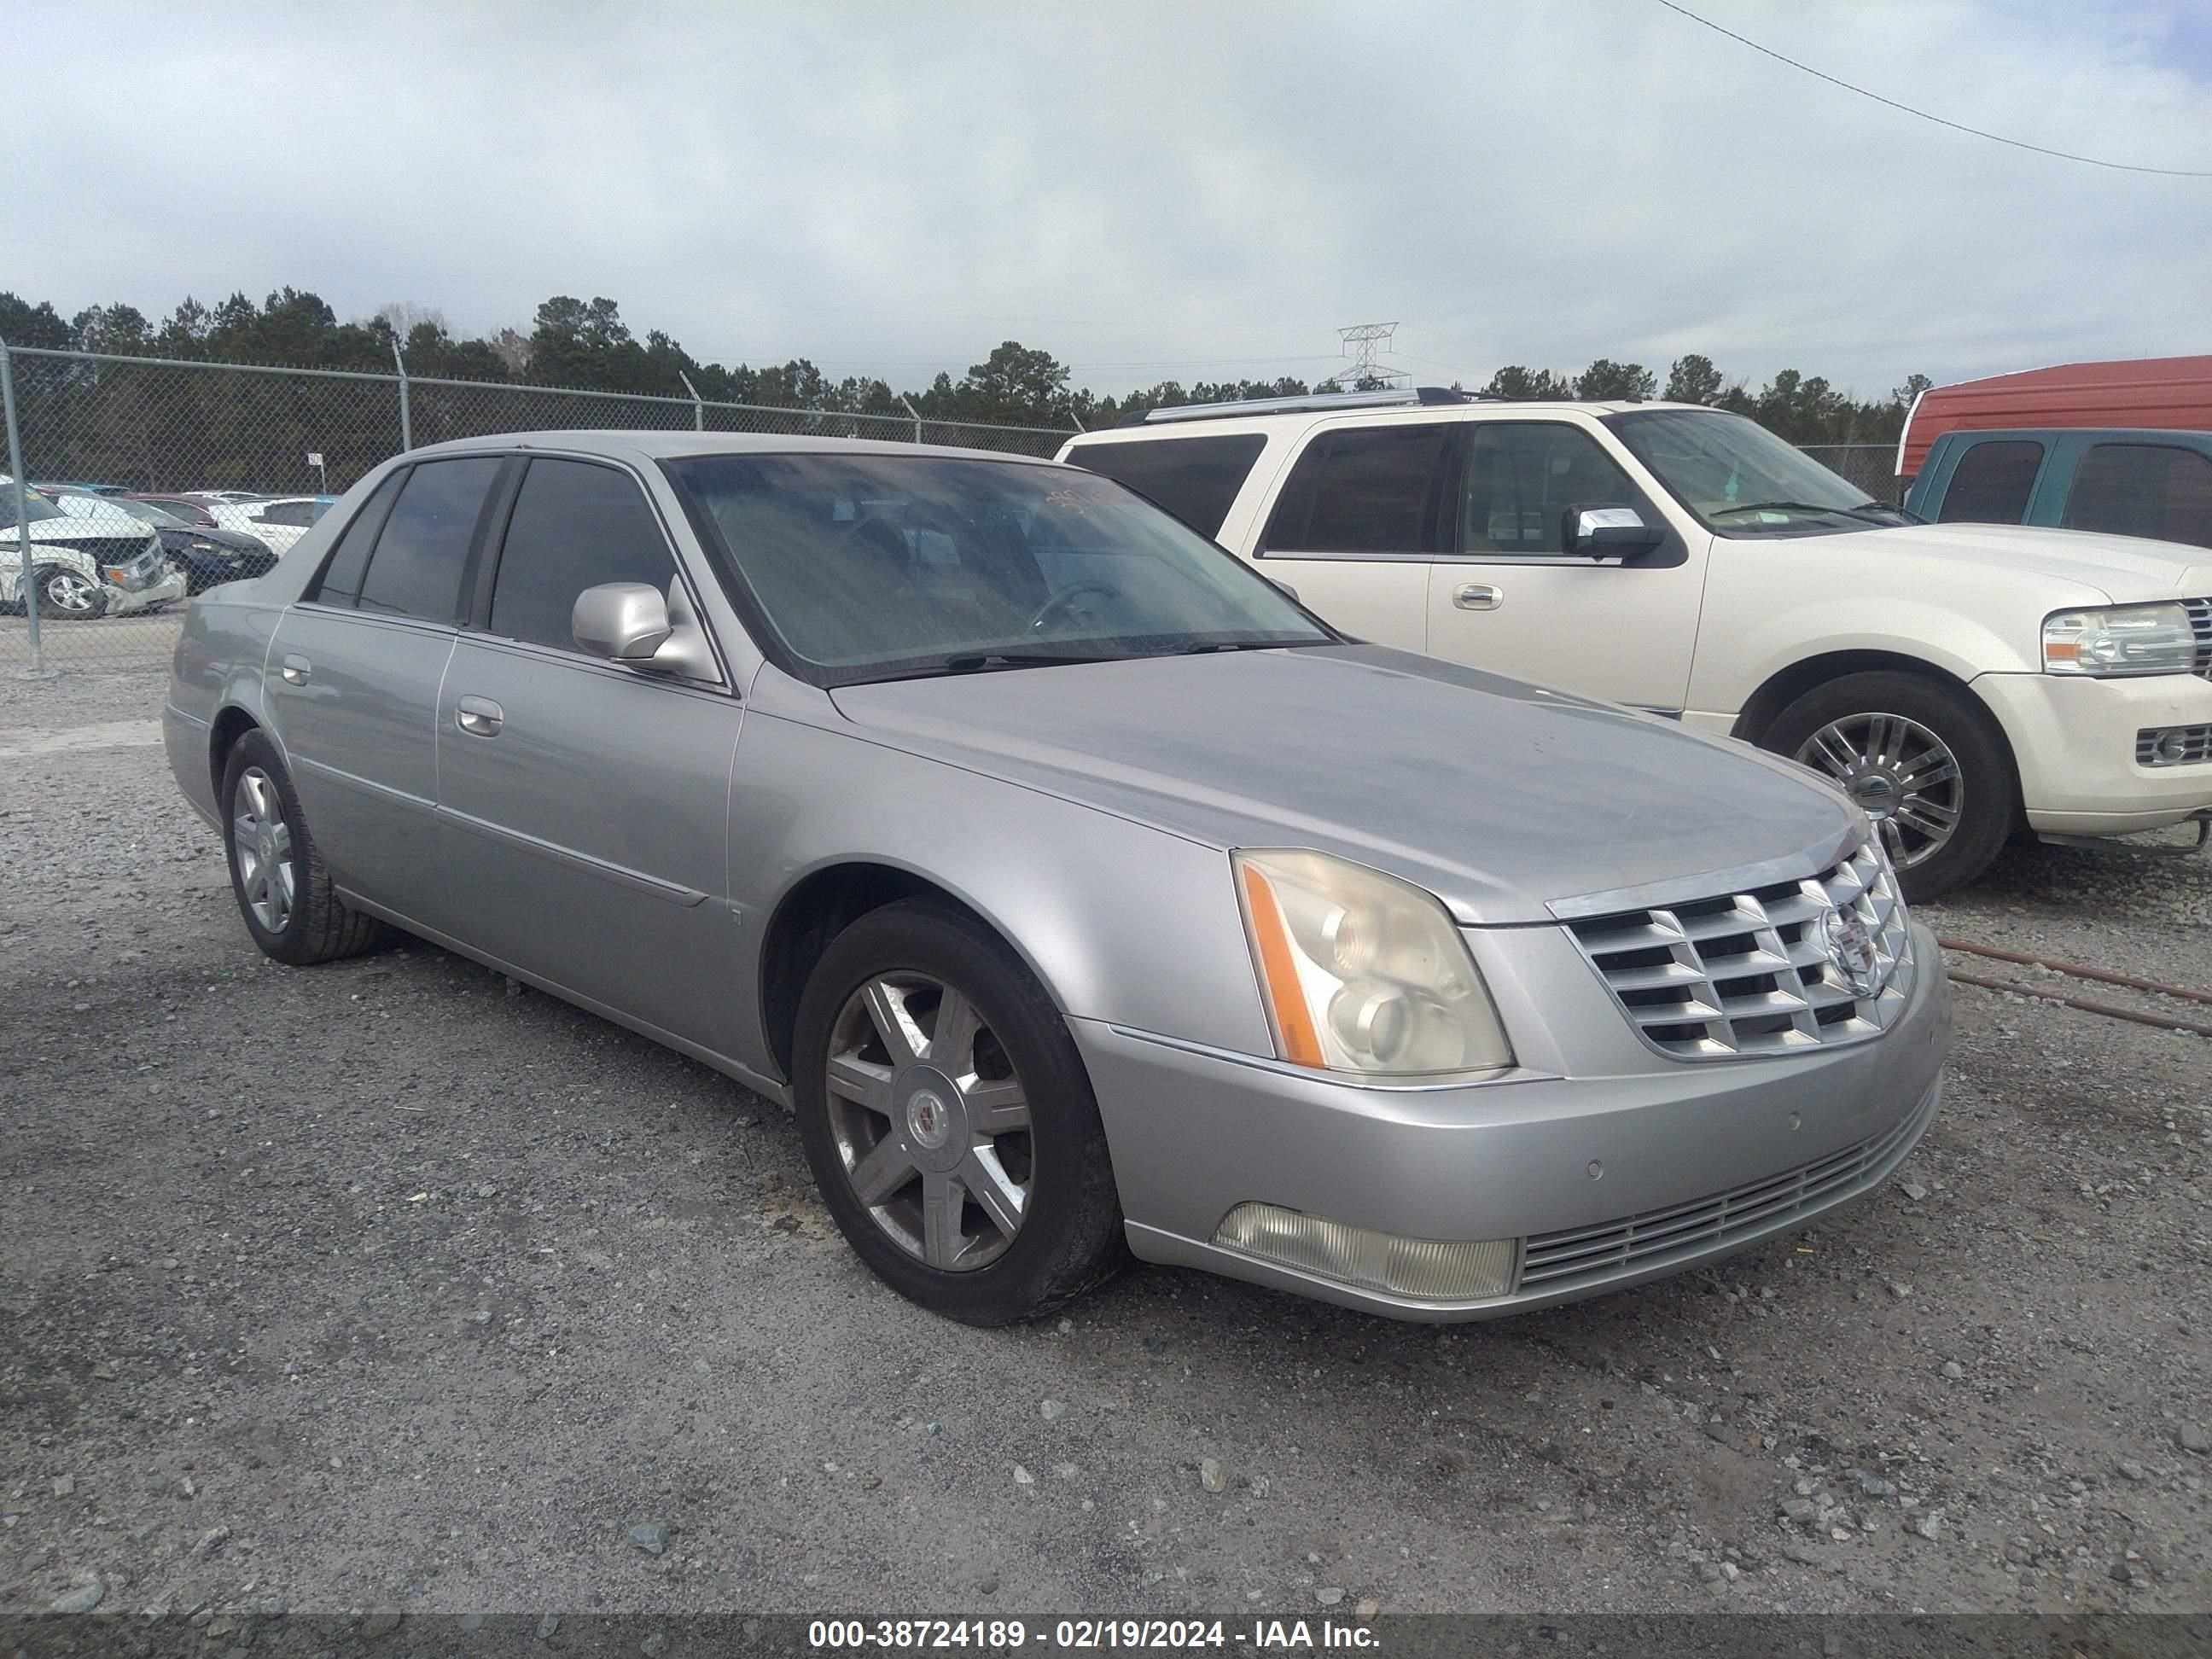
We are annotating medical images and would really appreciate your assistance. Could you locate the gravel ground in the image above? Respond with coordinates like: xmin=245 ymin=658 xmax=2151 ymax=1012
xmin=3 ymin=671 xmax=2209 ymax=1621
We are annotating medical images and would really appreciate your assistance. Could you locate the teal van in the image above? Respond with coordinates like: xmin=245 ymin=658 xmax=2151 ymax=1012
xmin=1904 ymin=428 xmax=2212 ymax=551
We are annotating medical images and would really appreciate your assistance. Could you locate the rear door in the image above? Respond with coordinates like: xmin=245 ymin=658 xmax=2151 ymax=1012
xmin=264 ymin=457 xmax=508 ymax=920
xmin=1422 ymin=418 xmax=1704 ymax=713
xmin=1249 ymin=419 xmax=1452 ymax=648
xmin=434 ymin=454 xmax=743 ymax=1051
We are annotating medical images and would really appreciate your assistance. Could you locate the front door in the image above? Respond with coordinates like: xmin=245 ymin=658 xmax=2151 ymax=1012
xmin=1423 ymin=420 xmax=1707 ymax=713
xmin=433 ymin=455 xmax=742 ymax=1054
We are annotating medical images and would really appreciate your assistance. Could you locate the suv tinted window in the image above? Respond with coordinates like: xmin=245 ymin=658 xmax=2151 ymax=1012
xmin=356 ymin=457 xmax=503 ymax=623
xmin=308 ymin=470 xmax=407 ymax=607
xmin=1460 ymin=423 xmax=1641 ymax=555
xmin=2062 ymin=443 xmax=2212 ymax=550
xmin=257 ymin=500 xmax=316 ymax=527
xmin=489 ymin=459 xmax=678 ymax=651
xmin=1064 ymin=434 xmax=1266 ymax=537
xmin=1937 ymin=439 xmax=2044 ymax=524
xmin=1263 ymin=423 xmax=1451 ymax=555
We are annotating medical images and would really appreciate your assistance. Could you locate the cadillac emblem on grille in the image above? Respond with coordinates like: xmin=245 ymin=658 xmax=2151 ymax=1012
xmin=1820 ymin=904 xmax=1883 ymax=998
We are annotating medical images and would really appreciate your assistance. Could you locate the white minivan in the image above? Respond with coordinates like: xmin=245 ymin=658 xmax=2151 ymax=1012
xmin=1060 ymin=389 xmax=2212 ymax=899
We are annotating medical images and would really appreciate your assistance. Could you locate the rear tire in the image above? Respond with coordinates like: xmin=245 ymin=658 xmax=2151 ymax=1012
xmin=221 ymin=730 xmax=389 ymax=966
xmin=1761 ymin=671 xmax=2016 ymax=902
xmin=792 ymin=897 xmax=1126 ymax=1325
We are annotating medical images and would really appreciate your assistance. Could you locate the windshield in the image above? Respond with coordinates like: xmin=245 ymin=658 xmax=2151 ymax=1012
xmin=1607 ymin=409 xmax=1894 ymax=535
xmin=667 ymin=452 xmax=1331 ymax=684
xmin=9 ymin=490 xmax=65 ymax=522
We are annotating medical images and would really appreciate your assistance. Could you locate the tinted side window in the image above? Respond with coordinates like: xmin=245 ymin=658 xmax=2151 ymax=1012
xmin=2063 ymin=443 xmax=2212 ymax=550
xmin=1262 ymin=424 xmax=1451 ymax=555
xmin=1936 ymin=440 xmax=2044 ymax=524
xmin=259 ymin=500 xmax=315 ymax=527
xmin=1459 ymin=423 xmax=1641 ymax=555
xmin=308 ymin=470 xmax=407 ymax=607
xmin=1064 ymin=434 xmax=1266 ymax=537
xmin=356 ymin=457 xmax=504 ymax=623
xmin=488 ymin=459 xmax=678 ymax=651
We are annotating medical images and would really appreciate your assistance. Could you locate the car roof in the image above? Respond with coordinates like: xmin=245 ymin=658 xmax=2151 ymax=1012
xmin=399 ymin=429 xmax=1068 ymax=468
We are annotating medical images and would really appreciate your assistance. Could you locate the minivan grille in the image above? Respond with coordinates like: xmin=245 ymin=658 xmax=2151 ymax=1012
xmin=2186 ymin=598 xmax=2212 ymax=678
xmin=1565 ymin=838 xmax=1915 ymax=1060
xmin=1519 ymin=1085 xmax=1936 ymax=1293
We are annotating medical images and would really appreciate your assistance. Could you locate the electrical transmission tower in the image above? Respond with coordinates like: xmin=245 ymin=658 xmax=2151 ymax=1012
xmin=1336 ymin=322 xmax=1407 ymax=390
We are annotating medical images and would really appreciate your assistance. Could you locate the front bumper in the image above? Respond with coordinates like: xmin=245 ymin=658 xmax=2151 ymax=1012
xmin=107 ymin=565 xmax=187 ymax=616
xmin=1075 ymin=922 xmax=1950 ymax=1321
xmin=1974 ymin=670 xmax=2212 ymax=835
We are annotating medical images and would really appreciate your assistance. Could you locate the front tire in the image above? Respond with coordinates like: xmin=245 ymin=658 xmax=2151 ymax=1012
xmin=33 ymin=564 xmax=108 ymax=620
xmin=221 ymin=730 xmax=389 ymax=965
xmin=1761 ymin=670 xmax=2016 ymax=902
xmin=792 ymin=897 xmax=1126 ymax=1325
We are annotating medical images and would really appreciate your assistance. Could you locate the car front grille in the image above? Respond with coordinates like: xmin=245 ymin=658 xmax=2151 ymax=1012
xmin=2187 ymin=598 xmax=2212 ymax=678
xmin=1564 ymin=837 xmax=1915 ymax=1060
xmin=1518 ymin=1084 xmax=1937 ymax=1295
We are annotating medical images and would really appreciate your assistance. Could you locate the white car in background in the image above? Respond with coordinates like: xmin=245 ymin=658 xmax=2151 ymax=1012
xmin=1 ymin=480 xmax=184 ymax=619
xmin=207 ymin=495 xmax=335 ymax=557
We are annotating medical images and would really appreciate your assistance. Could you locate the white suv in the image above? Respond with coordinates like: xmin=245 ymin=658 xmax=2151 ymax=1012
xmin=1058 ymin=389 xmax=2212 ymax=899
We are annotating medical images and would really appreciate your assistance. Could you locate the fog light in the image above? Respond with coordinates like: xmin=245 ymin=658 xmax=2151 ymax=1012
xmin=1211 ymin=1202 xmax=1520 ymax=1302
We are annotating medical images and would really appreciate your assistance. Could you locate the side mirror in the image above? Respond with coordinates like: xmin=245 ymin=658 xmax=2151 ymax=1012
xmin=1564 ymin=504 xmax=1666 ymax=559
xmin=572 ymin=579 xmax=722 ymax=683
xmin=573 ymin=581 xmax=672 ymax=661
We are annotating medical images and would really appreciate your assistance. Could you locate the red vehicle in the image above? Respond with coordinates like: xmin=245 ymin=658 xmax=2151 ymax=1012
xmin=1896 ymin=354 xmax=2212 ymax=480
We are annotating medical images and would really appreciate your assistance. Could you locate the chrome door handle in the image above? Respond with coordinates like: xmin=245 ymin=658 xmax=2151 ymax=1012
xmin=455 ymin=696 xmax=504 ymax=737
xmin=1452 ymin=583 xmax=1503 ymax=611
xmin=279 ymin=655 xmax=311 ymax=684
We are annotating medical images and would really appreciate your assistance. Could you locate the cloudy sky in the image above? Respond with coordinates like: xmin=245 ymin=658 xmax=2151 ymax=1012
xmin=9 ymin=0 xmax=2209 ymax=399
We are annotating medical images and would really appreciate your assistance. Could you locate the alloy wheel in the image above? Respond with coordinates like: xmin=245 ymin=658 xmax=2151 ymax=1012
xmin=232 ymin=766 xmax=298 ymax=934
xmin=43 ymin=570 xmax=102 ymax=614
xmin=1796 ymin=711 xmax=1963 ymax=870
xmin=824 ymin=972 xmax=1034 ymax=1272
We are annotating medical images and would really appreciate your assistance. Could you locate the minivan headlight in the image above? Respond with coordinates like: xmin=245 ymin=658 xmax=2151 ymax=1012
xmin=2043 ymin=602 xmax=2197 ymax=677
xmin=1233 ymin=849 xmax=1512 ymax=1077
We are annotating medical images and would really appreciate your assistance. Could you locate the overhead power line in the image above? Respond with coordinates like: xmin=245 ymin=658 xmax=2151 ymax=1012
xmin=1651 ymin=0 xmax=2212 ymax=178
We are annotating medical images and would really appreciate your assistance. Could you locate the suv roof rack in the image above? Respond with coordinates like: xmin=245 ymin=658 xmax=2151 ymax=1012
xmin=1120 ymin=386 xmax=1487 ymax=428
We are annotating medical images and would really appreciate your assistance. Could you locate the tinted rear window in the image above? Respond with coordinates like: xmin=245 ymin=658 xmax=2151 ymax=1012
xmin=1262 ymin=423 xmax=1452 ymax=555
xmin=356 ymin=457 xmax=504 ymax=623
xmin=308 ymin=471 xmax=406 ymax=606
xmin=1063 ymin=434 xmax=1266 ymax=537
xmin=2062 ymin=443 xmax=2212 ymax=550
xmin=1936 ymin=439 xmax=2044 ymax=525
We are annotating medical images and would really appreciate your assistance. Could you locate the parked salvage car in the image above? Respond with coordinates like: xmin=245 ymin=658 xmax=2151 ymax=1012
xmin=207 ymin=494 xmax=333 ymax=558
xmin=2 ymin=480 xmax=185 ymax=619
xmin=1903 ymin=428 xmax=2212 ymax=552
xmin=44 ymin=490 xmax=277 ymax=594
xmin=163 ymin=433 xmax=1949 ymax=1326
xmin=1062 ymin=391 xmax=2212 ymax=899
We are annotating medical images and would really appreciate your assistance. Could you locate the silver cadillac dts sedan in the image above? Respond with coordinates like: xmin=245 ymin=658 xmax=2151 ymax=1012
xmin=163 ymin=432 xmax=1950 ymax=1326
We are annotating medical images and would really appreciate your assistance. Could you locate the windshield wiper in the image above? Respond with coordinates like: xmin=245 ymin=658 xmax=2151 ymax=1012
xmin=940 ymin=650 xmax=1115 ymax=673
xmin=1711 ymin=499 xmax=1904 ymax=527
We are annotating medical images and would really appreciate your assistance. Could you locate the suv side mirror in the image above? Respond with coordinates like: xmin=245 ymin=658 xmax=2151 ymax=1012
xmin=572 ymin=579 xmax=722 ymax=683
xmin=1565 ymin=504 xmax=1666 ymax=559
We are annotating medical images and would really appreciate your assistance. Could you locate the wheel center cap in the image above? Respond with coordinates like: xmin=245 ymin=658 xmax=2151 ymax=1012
xmin=907 ymin=1090 xmax=951 ymax=1150
xmin=1849 ymin=771 xmax=1901 ymax=817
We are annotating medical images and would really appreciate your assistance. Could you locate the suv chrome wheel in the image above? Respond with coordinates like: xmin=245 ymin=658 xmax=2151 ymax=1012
xmin=231 ymin=765 xmax=297 ymax=934
xmin=823 ymin=972 xmax=1033 ymax=1272
xmin=41 ymin=569 xmax=103 ymax=614
xmin=1796 ymin=712 xmax=1962 ymax=870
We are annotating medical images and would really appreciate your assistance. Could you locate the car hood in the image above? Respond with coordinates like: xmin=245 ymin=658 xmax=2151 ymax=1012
xmin=0 ymin=519 xmax=160 ymax=551
xmin=1820 ymin=522 xmax=2212 ymax=604
xmin=156 ymin=525 xmax=270 ymax=555
xmin=829 ymin=644 xmax=1862 ymax=925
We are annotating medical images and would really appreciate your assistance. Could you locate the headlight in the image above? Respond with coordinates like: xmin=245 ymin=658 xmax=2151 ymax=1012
xmin=1233 ymin=849 xmax=1512 ymax=1077
xmin=2043 ymin=602 xmax=2198 ymax=677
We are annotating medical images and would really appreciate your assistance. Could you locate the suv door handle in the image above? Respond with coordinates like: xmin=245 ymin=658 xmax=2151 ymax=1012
xmin=455 ymin=696 xmax=504 ymax=737
xmin=279 ymin=655 xmax=311 ymax=684
xmin=1452 ymin=583 xmax=1503 ymax=611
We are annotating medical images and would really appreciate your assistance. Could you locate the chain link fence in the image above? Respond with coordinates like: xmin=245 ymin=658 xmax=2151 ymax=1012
xmin=2 ymin=342 xmax=1915 ymax=684
xmin=0 ymin=343 xmax=1079 ymax=682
